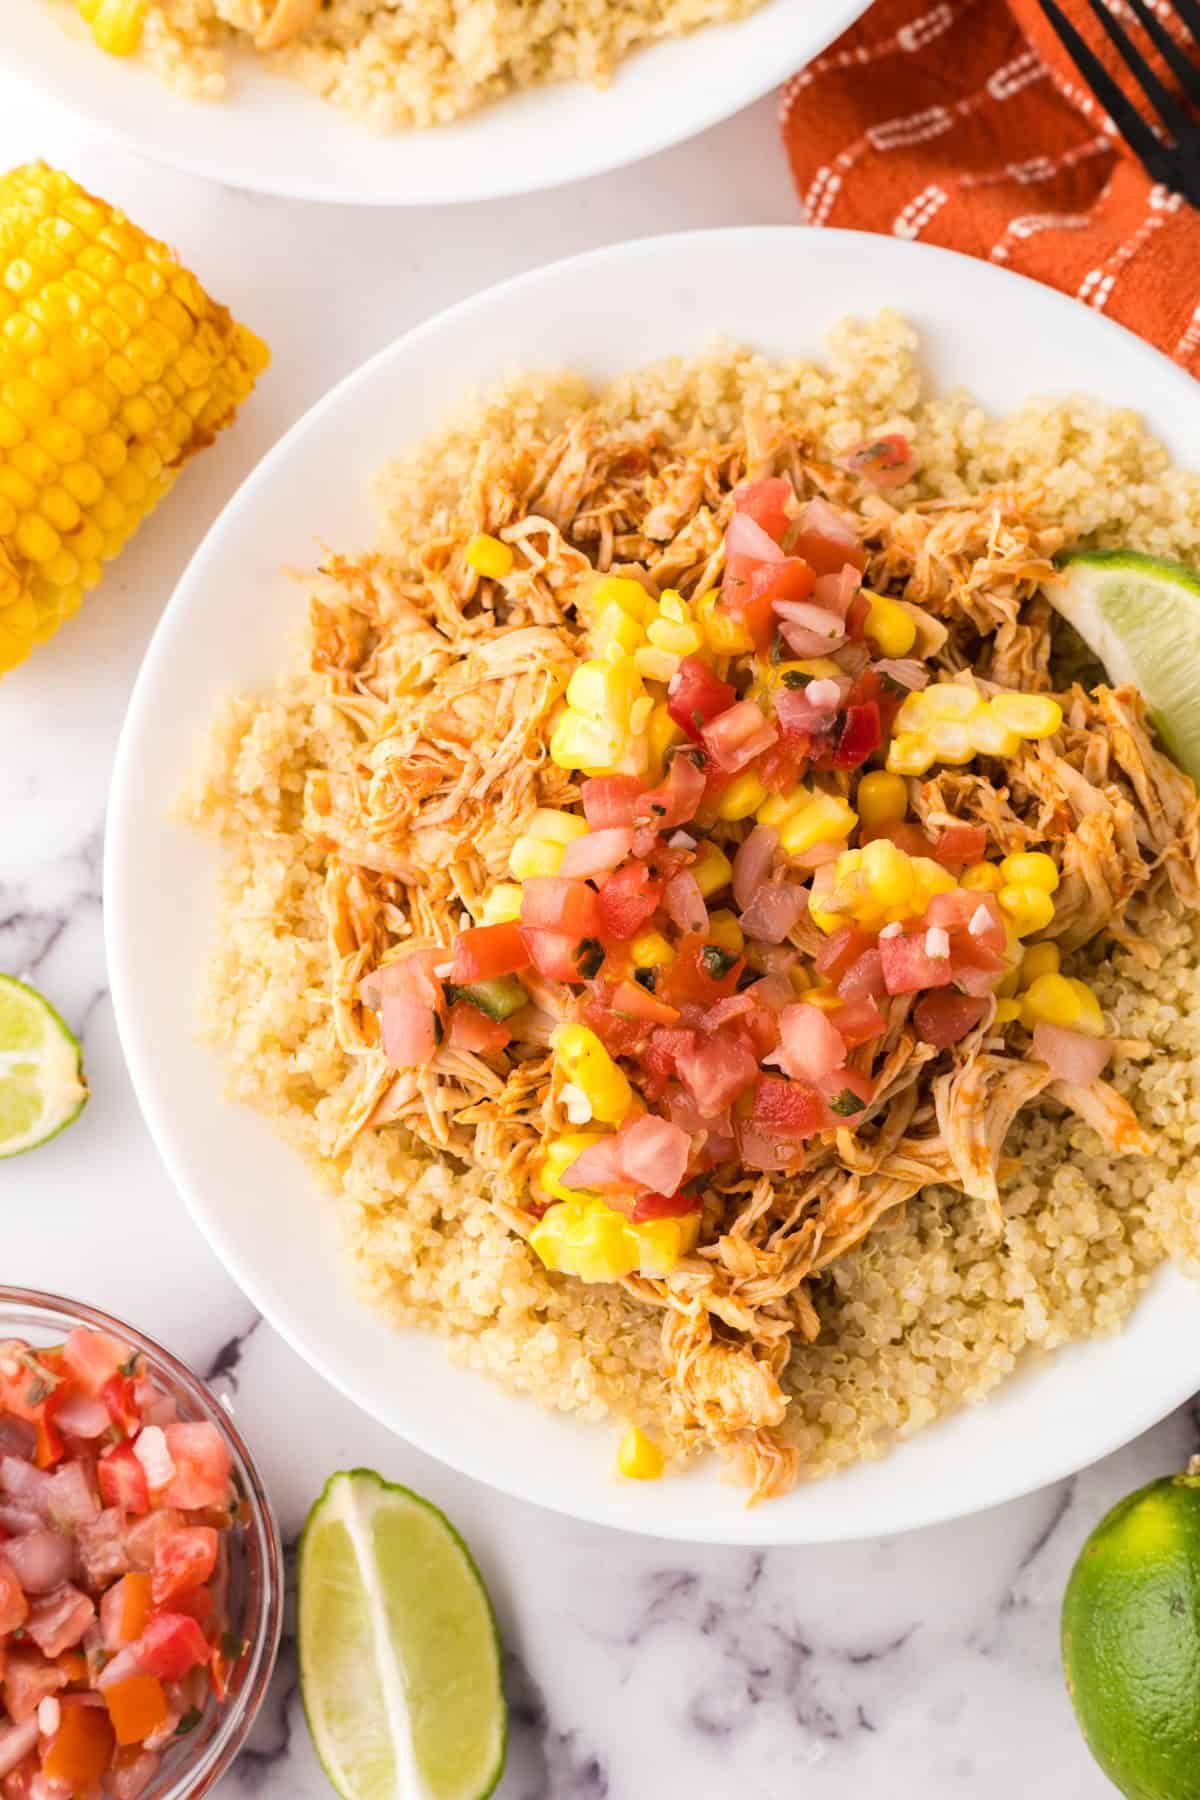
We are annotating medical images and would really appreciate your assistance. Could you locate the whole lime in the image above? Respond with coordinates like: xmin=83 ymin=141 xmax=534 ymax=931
xmin=1062 ymin=1469 xmax=1200 ymax=1800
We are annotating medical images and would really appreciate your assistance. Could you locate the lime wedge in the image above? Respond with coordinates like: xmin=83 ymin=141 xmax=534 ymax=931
xmin=298 ymin=1470 xmax=506 ymax=1800
xmin=1050 ymin=551 xmax=1200 ymax=783
xmin=0 ymin=975 xmax=87 ymax=1158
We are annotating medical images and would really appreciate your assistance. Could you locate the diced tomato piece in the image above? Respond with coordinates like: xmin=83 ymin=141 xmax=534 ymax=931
xmin=26 ymin=1585 xmax=94 ymax=1658
xmin=700 ymin=699 xmax=778 ymax=776
xmin=878 ymin=930 xmax=956 ymax=996
xmin=755 ymin=741 xmax=806 ymax=793
xmin=838 ymin=948 xmax=886 ymax=1001
xmin=829 ymin=995 xmax=886 ymax=1046
xmin=839 ymin=434 xmax=915 ymax=490
xmin=635 ymin=754 xmax=706 ymax=830
xmin=751 ymin=1076 xmax=825 ymax=1139
xmin=817 ymin=1067 xmax=875 ymax=1121
xmin=734 ymin=476 xmax=793 ymax=543
xmin=151 ymin=1527 xmax=218 ymax=1607
xmin=170 ymin=1583 xmax=213 ymax=1627
xmin=581 ymin=775 xmax=645 ymax=829
xmin=33 ymin=1414 xmax=63 ymax=1471
xmin=0 ymin=1564 xmax=27 ymax=1637
xmin=519 ymin=928 xmax=585 ymax=984
xmin=631 ymin=1191 xmax=699 ymax=1223
xmin=638 ymin=1026 xmax=696 ymax=1100
xmin=0 ymin=1754 xmax=38 ymax=1800
xmin=596 ymin=861 xmax=663 ymax=941
xmin=661 ymin=934 xmax=743 ymax=1008
xmin=666 ymin=656 xmax=736 ymax=744
xmin=2 ymin=1647 xmax=65 ymax=1723
xmin=97 ymin=1442 xmax=149 ymax=1516
xmin=747 ymin=556 xmax=817 ymax=618
xmin=101 ymin=1375 xmax=141 ymax=1439
xmin=122 ymin=1510 xmax=183 ymax=1576
xmin=160 ymin=1425 xmax=230 ymax=1512
xmin=445 ymin=1002 xmax=512 ymax=1055
xmin=580 ymin=1000 xmax=648 ymax=1059
xmin=42 ymin=1701 xmax=114 ymax=1789
xmin=519 ymin=877 xmax=601 ymax=939
xmin=100 ymin=1574 xmax=154 ymax=1651
xmin=924 ymin=889 xmax=1007 ymax=956
xmin=814 ymin=926 xmax=875 ymax=985
xmin=674 ymin=1034 xmax=759 ymax=1115
xmin=931 ymin=823 xmax=989 ymax=867
xmin=775 ymin=1004 xmax=847 ymax=1083
xmin=608 ymin=980 xmax=682 ymax=1026
xmin=450 ymin=922 xmax=529 ymax=983
xmin=104 ymin=1674 xmax=170 ymax=1748
xmin=914 ymin=992 xmax=989 ymax=1048
xmin=136 ymin=1613 xmax=209 ymax=1682
xmin=832 ymin=702 xmax=881 ymax=770
xmin=61 ymin=1330 xmax=132 ymax=1398
xmin=858 ymin=820 xmax=936 ymax=858
xmin=844 ymin=589 xmax=872 ymax=642
xmin=791 ymin=497 xmax=867 ymax=577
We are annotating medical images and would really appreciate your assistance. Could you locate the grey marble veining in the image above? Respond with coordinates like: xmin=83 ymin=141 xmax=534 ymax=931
xmin=0 ymin=77 xmax=1191 ymax=1800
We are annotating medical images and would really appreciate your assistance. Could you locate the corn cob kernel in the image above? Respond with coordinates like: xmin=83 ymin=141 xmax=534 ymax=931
xmin=961 ymin=862 xmax=1003 ymax=893
xmin=705 ymin=910 xmax=744 ymax=955
xmin=616 ymin=1427 xmax=664 ymax=1481
xmin=692 ymin=842 xmax=733 ymax=898
xmin=0 ymin=163 xmax=267 ymax=674
xmin=78 ymin=0 xmax=147 ymax=56
xmin=478 ymin=882 xmax=524 ymax=925
xmin=629 ymin=930 xmax=674 ymax=969
xmin=1022 ymin=973 xmax=1105 ymax=1035
xmin=1020 ymin=941 xmax=1061 ymax=985
xmin=537 ymin=1136 xmax=608 ymax=1206
xmin=716 ymin=770 xmax=767 ymax=821
xmin=991 ymin=693 xmax=1063 ymax=739
xmin=998 ymin=883 xmax=1056 ymax=936
xmin=508 ymin=835 xmax=564 ymax=880
xmin=695 ymin=589 xmax=753 ymax=654
xmin=994 ymin=998 xmax=1022 ymax=1024
xmin=856 ymin=770 xmax=907 ymax=827
xmin=1000 ymin=850 xmax=1059 ymax=894
xmin=862 ymin=591 xmax=917 ymax=657
xmin=464 ymin=533 xmax=513 ymax=579
xmin=552 ymin=1023 xmax=633 ymax=1125
xmin=528 ymin=807 xmax=589 ymax=845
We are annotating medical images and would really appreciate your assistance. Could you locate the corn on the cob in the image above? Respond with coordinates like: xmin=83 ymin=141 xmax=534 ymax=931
xmin=0 ymin=163 xmax=269 ymax=674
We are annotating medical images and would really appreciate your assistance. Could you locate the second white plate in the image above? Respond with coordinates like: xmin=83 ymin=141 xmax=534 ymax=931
xmin=107 ymin=229 xmax=1200 ymax=1542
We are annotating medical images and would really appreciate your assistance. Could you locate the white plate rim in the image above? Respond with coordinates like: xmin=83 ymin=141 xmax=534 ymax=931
xmin=10 ymin=0 xmax=859 ymax=206
xmin=105 ymin=227 xmax=1200 ymax=1543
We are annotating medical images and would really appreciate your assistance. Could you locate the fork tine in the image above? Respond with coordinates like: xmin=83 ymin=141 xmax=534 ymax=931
xmin=1037 ymin=0 xmax=1180 ymax=182
xmin=1078 ymin=0 xmax=1194 ymax=139
xmin=1122 ymin=0 xmax=1200 ymax=111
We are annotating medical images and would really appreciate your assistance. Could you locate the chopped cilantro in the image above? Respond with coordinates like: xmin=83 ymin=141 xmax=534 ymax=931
xmin=175 ymin=1708 xmax=202 ymax=1737
xmin=781 ymin=669 xmax=812 ymax=689
xmin=827 ymin=1088 xmax=866 ymax=1116
xmin=633 ymin=967 xmax=657 ymax=993
xmin=700 ymin=945 xmax=738 ymax=980
xmin=575 ymin=939 xmax=605 ymax=980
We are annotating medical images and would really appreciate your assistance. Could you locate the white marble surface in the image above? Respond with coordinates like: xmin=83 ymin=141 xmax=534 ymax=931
xmin=0 ymin=69 xmax=1190 ymax=1800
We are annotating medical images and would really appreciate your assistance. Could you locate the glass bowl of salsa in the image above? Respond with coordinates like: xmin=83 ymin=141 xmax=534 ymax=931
xmin=0 ymin=1287 xmax=284 ymax=1799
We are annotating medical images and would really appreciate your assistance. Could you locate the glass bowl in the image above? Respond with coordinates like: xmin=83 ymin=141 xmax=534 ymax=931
xmin=0 ymin=1286 xmax=284 ymax=1798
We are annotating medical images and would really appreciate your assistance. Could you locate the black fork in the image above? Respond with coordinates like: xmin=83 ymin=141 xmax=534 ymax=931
xmin=1037 ymin=0 xmax=1200 ymax=204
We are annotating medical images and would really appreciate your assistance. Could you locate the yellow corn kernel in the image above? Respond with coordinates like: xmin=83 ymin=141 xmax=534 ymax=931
xmin=757 ymin=789 xmax=805 ymax=829
xmin=0 ymin=164 xmax=267 ymax=675
xmin=529 ymin=807 xmax=589 ymax=846
xmin=861 ymin=836 xmax=914 ymax=908
xmin=529 ymin=1199 xmax=641 ymax=1283
xmin=779 ymin=792 xmax=858 ymax=857
xmin=997 ymin=967 xmax=1021 ymax=999
xmin=646 ymin=702 xmax=683 ymax=775
xmin=990 ymin=693 xmax=1063 ymax=739
xmin=968 ymin=705 xmax=1021 ymax=758
xmin=695 ymin=589 xmax=753 ymax=655
xmin=921 ymin=683 xmax=981 ymax=722
xmin=590 ymin=574 xmax=650 ymax=622
xmin=646 ymin=614 xmax=704 ymax=657
xmin=998 ymin=884 xmax=1056 ymax=937
xmin=509 ymin=835 xmax=564 ymax=880
xmin=549 ymin=710 xmax=626 ymax=776
xmin=863 ymin=590 xmax=917 ymax=657
xmin=925 ymin=720 xmax=975 ymax=764
xmin=616 ymin=1426 xmax=665 ymax=1481
xmin=552 ymin=1024 xmax=633 ymax=1126
xmin=1021 ymin=941 xmax=1061 ymax=986
xmin=802 ymin=986 xmax=843 ymax=1009
xmin=887 ymin=733 xmax=937 ymax=776
xmin=78 ymin=0 xmax=146 ymax=55
xmin=1000 ymin=850 xmax=1059 ymax=894
xmin=479 ymin=882 xmax=523 ymax=925
xmin=592 ymin=601 xmax=644 ymax=656
xmin=1022 ymin=972 xmax=1105 ymax=1036
xmin=537 ymin=1137 xmax=608 ymax=1206
xmin=657 ymin=590 xmax=689 ymax=623
xmin=716 ymin=771 xmax=767 ymax=822
xmin=856 ymin=770 xmax=908 ymax=827
xmin=633 ymin=644 xmax=679 ymax=684
xmin=961 ymin=862 xmax=1003 ymax=893
xmin=634 ymin=1212 xmax=701 ymax=1278
xmin=629 ymin=929 xmax=675 ymax=970
xmin=692 ymin=842 xmax=734 ymax=899
xmin=909 ymin=856 xmax=957 ymax=912
xmin=464 ymin=532 xmax=513 ymax=579
xmin=994 ymin=998 xmax=1022 ymax=1024
xmin=705 ymin=910 xmax=745 ymax=955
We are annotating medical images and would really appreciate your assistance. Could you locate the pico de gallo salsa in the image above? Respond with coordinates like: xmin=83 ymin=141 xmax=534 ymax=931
xmin=363 ymin=460 xmax=1122 ymax=1288
xmin=0 ymin=1328 xmax=244 ymax=1799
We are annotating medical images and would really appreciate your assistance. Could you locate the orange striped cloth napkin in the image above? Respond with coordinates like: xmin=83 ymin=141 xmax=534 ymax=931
xmin=779 ymin=0 xmax=1200 ymax=373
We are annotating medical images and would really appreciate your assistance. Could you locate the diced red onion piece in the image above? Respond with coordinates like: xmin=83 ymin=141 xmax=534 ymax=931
xmin=1 ymin=1529 xmax=75 ymax=1595
xmin=557 ymin=827 xmax=635 ymax=879
xmin=54 ymin=1394 xmax=112 ymax=1440
xmin=873 ymin=657 xmax=929 ymax=690
xmin=739 ymin=880 xmax=806 ymax=946
xmin=779 ymin=621 xmax=849 ymax=658
xmin=732 ymin=824 xmax=779 ymax=912
xmin=726 ymin=510 xmax=785 ymax=565
xmin=665 ymin=870 xmax=708 ymax=936
xmin=0 ymin=1718 xmax=38 ymax=1779
xmin=1034 ymin=1023 xmax=1113 ymax=1085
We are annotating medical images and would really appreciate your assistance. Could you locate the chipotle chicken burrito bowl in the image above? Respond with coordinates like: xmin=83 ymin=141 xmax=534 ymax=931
xmin=182 ymin=310 xmax=1200 ymax=1505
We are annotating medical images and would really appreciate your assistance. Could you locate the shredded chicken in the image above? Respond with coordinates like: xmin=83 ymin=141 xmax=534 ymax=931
xmin=292 ymin=405 xmax=1200 ymax=1504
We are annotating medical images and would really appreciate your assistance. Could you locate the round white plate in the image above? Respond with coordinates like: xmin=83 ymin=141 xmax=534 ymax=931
xmin=107 ymin=229 xmax=1200 ymax=1543
xmin=12 ymin=0 xmax=858 ymax=206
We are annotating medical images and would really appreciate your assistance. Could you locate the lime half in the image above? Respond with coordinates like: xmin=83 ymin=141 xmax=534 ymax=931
xmin=1050 ymin=551 xmax=1200 ymax=783
xmin=298 ymin=1470 xmax=506 ymax=1800
xmin=0 ymin=975 xmax=87 ymax=1158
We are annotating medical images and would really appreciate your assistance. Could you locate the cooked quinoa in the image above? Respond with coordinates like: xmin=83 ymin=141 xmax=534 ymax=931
xmin=52 ymin=0 xmax=763 ymax=130
xmin=182 ymin=311 xmax=1200 ymax=1490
